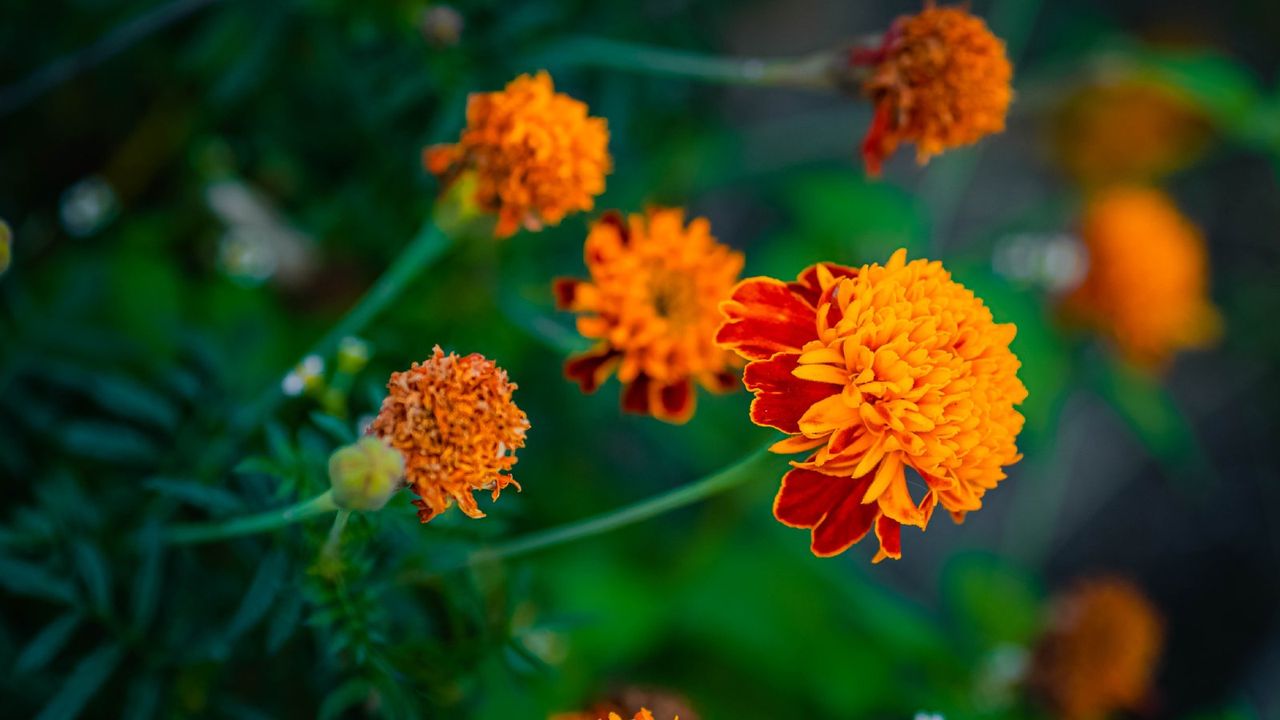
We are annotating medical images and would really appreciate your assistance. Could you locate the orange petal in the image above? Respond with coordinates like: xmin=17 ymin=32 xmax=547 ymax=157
xmin=653 ymin=379 xmax=696 ymax=424
xmin=870 ymin=515 xmax=903 ymax=563
xmin=770 ymin=435 xmax=826 ymax=454
xmin=798 ymin=393 xmax=859 ymax=435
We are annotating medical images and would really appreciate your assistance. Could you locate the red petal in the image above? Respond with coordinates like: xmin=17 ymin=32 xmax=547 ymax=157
xmin=861 ymin=102 xmax=897 ymax=178
xmin=871 ymin=515 xmax=903 ymax=563
xmin=810 ymin=478 xmax=880 ymax=557
xmin=653 ymin=379 xmax=695 ymax=424
xmin=700 ymin=369 xmax=741 ymax=394
xmin=564 ymin=348 xmax=621 ymax=394
xmin=553 ymin=278 xmax=581 ymax=309
xmin=775 ymin=468 xmax=852 ymax=527
xmin=788 ymin=263 xmax=859 ymax=307
xmin=716 ymin=278 xmax=817 ymax=360
xmin=621 ymin=374 xmax=653 ymax=415
xmin=744 ymin=354 xmax=839 ymax=434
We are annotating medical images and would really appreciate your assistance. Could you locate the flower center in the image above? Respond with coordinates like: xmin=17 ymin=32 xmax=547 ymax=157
xmin=649 ymin=270 xmax=698 ymax=328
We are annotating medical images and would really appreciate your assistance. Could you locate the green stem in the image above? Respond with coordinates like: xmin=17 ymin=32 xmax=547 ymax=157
xmin=467 ymin=446 xmax=776 ymax=567
xmin=535 ymin=37 xmax=851 ymax=91
xmin=167 ymin=490 xmax=339 ymax=545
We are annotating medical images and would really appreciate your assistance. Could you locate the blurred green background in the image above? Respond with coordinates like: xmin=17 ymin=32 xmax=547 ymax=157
xmin=2 ymin=0 xmax=1280 ymax=718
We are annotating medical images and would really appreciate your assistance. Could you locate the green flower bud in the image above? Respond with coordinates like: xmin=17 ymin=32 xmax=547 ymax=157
xmin=336 ymin=336 xmax=371 ymax=375
xmin=328 ymin=437 xmax=405 ymax=511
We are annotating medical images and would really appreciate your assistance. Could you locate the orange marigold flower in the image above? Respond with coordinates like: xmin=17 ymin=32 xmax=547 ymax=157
xmin=717 ymin=249 xmax=1027 ymax=561
xmin=1052 ymin=78 xmax=1211 ymax=187
xmin=550 ymin=687 xmax=699 ymax=720
xmin=854 ymin=4 xmax=1013 ymax=176
xmin=1030 ymin=578 xmax=1164 ymax=720
xmin=1063 ymin=186 xmax=1221 ymax=370
xmin=423 ymin=71 xmax=611 ymax=238
xmin=555 ymin=208 xmax=744 ymax=424
xmin=368 ymin=346 xmax=529 ymax=522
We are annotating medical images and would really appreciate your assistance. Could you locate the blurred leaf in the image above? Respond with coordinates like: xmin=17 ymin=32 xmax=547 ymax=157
xmin=83 ymin=373 xmax=180 ymax=430
xmin=265 ymin=422 xmax=295 ymax=465
xmin=1143 ymin=50 xmax=1261 ymax=130
xmin=266 ymin=588 xmax=304 ymax=654
xmin=71 ymin=541 xmax=112 ymax=615
xmin=310 ymin=411 xmax=355 ymax=444
xmin=61 ymin=421 xmax=157 ymax=465
xmin=0 ymin=555 xmax=77 ymax=604
xmin=943 ymin=552 xmax=1043 ymax=648
xmin=14 ymin=612 xmax=81 ymax=674
xmin=219 ymin=551 xmax=288 ymax=654
xmin=233 ymin=456 xmax=283 ymax=479
xmin=35 ymin=643 xmax=123 ymax=720
xmin=130 ymin=522 xmax=164 ymax=631
xmin=123 ymin=675 xmax=160 ymax=720
xmin=144 ymin=477 xmax=244 ymax=514
xmin=318 ymin=678 xmax=373 ymax=720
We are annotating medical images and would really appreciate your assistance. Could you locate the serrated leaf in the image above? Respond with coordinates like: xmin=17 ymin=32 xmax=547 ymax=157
xmin=15 ymin=613 xmax=82 ymax=674
xmin=143 ymin=477 xmax=243 ymax=514
xmin=71 ymin=541 xmax=112 ymax=615
xmin=220 ymin=551 xmax=287 ymax=653
xmin=130 ymin=522 xmax=164 ymax=631
xmin=61 ymin=421 xmax=157 ymax=464
xmin=0 ymin=555 xmax=77 ymax=603
xmin=35 ymin=643 xmax=123 ymax=720
xmin=310 ymin=411 xmax=355 ymax=444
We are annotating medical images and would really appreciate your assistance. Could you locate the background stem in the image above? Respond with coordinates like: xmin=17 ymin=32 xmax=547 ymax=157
xmin=168 ymin=490 xmax=339 ymax=545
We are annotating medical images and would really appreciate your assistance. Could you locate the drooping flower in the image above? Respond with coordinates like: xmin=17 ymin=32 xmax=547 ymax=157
xmin=853 ymin=4 xmax=1013 ymax=176
xmin=717 ymin=249 xmax=1027 ymax=561
xmin=368 ymin=346 xmax=529 ymax=522
xmin=1030 ymin=578 xmax=1164 ymax=720
xmin=1063 ymin=186 xmax=1221 ymax=370
xmin=555 ymin=208 xmax=744 ymax=424
xmin=1052 ymin=78 xmax=1210 ymax=187
xmin=424 ymin=71 xmax=611 ymax=238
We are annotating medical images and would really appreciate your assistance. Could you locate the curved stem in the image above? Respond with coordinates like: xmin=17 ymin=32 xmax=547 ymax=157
xmin=535 ymin=37 xmax=851 ymax=91
xmin=167 ymin=490 xmax=339 ymax=545
xmin=466 ymin=445 xmax=776 ymax=567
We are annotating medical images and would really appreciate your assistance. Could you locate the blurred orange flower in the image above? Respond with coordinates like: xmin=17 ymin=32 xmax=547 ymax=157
xmin=369 ymin=346 xmax=529 ymax=522
xmin=1052 ymin=78 xmax=1210 ymax=187
xmin=1063 ymin=186 xmax=1221 ymax=369
xmin=550 ymin=687 xmax=698 ymax=720
xmin=854 ymin=4 xmax=1012 ymax=176
xmin=555 ymin=208 xmax=744 ymax=424
xmin=424 ymin=71 xmax=611 ymax=238
xmin=1031 ymin=578 xmax=1164 ymax=720
xmin=717 ymin=250 xmax=1026 ymax=561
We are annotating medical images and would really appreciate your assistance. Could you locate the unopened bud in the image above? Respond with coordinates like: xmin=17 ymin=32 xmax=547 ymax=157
xmin=328 ymin=437 xmax=405 ymax=511
xmin=336 ymin=336 xmax=371 ymax=374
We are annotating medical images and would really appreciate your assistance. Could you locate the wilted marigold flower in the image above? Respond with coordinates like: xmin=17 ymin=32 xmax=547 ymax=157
xmin=369 ymin=346 xmax=529 ymax=522
xmin=1063 ymin=186 xmax=1221 ymax=369
xmin=717 ymin=249 xmax=1027 ymax=561
xmin=1030 ymin=578 xmax=1164 ymax=720
xmin=555 ymin=208 xmax=744 ymax=424
xmin=854 ymin=4 xmax=1013 ymax=176
xmin=424 ymin=71 xmax=611 ymax=238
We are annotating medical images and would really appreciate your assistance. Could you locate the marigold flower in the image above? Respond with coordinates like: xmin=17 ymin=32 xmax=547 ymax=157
xmin=368 ymin=346 xmax=529 ymax=522
xmin=717 ymin=249 xmax=1027 ymax=561
xmin=1052 ymin=78 xmax=1210 ymax=187
xmin=550 ymin=687 xmax=698 ymax=720
xmin=1030 ymin=578 xmax=1164 ymax=720
xmin=555 ymin=208 xmax=744 ymax=424
xmin=854 ymin=4 xmax=1013 ymax=176
xmin=1063 ymin=186 xmax=1221 ymax=370
xmin=424 ymin=71 xmax=611 ymax=238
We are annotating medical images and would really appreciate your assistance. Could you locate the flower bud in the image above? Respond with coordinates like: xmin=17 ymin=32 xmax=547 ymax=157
xmin=336 ymin=336 xmax=371 ymax=375
xmin=328 ymin=437 xmax=405 ymax=511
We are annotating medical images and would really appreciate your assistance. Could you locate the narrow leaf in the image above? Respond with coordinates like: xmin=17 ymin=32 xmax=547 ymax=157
xmin=0 ymin=556 xmax=76 ymax=603
xmin=221 ymin=551 xmax=287 ymax=651
xmin=144 ymin=477 xmax=243 ymax=514
xmin=71 ymin=541 xmax=112 ymax=614
xmin=15 ymin=613 xmax=82 ymax=674
xmin=35 ymin=644 xmax=123 ymax=720
xmin=310 ymin=412 xmax=355 ymax=444
xmin=130 ymin=522 xmax=164 ymax=631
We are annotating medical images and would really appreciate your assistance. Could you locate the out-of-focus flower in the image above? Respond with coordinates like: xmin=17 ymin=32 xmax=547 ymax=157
xmin=207 ymin=179 xmax=318 ymax=288
xmin=1052 ymin=78 xmax=1210 ymax=187
xmin=369 ymin=346 xmax=529 ymax=522
xmin=282 ymin=354 xmax=325 ymax=397
xmin=336 ymin=336 xmax=372 ymax=375
xmin=60 ymin=176 xmax=119 ymax=237
xmin=992 ymin=232 xmax=1087 ymax=293
xmin=420 ymin=4 xmax=463 ymax=47
xmin=551 ymin=688 xmax=699 ymax=720
xmin=717 ymin=249 xmax=1026 ymax=561
xmin=1030 ymin=578 xmax=1163 ymax=720
xmin=424 ymin=72 xmax=611 ymax=238
xmin=555 ymin=208 xmax=743 ymax=424
xmin=0 ymin=220 xmax=11 ymax=275
xmin=328 ymin=437 xmax=404 ymax=511
xmin=1063 ymin=186 xmax=1221 ymax=370
xmin=853 ymin=4 xmax=1012 ymax=176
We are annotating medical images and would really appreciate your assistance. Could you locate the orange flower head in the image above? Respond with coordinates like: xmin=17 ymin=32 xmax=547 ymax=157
xmin=1031 ymin=578 xmax=1164 ymax=720
xmin=550 ymin=687 xmax=699 ymax=720
xmin=555 ymin=208 xmax=745 ymax=424
xmin=424 ymin=71 xmax=611 ymax=238
xmin=717 ymin=249 xmax=1027 ymax=561
xmin=1063 ymin=186 xmax=1221 ymax=370
xmin=368 ymin=346 xmax=529 ymax=522
xmin=855 ymin=4 xmax=1013 ymax=176
xmin=1052 ymin=79 xmax=1211 ymax=187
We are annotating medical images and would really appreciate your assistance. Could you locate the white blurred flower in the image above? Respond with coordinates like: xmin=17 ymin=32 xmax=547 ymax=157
xmin=60 ymin=176 xmax=118 ymax=238
xmin=207 ymin=179 xmax=317 ymax=287
xmin=993 ymin=232 xmax=1088 ymax=293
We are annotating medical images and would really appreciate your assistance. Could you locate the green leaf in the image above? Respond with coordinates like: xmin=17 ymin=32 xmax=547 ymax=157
xmin=85 ymin=374 xmax=179 ymax=429
xmin=71 ymin=541 xmax=112 ymax=615
xmin=14 ymin=613 xmax=82 ymax=674
xmin=130 ymin=522 xmax=164 ymax=631
xmin=310 ymin=411 xmax=355 ymax=444
xmin=123 ymin=675 xmax=160 ymax=720
xmin=219 ymin=551 xmax=287 ymax=654
xmin=233 ymin=456 xmax=282 ymax=479
xmin=266 ymin=590 xmax=304 ymax=653
xmin=318 ymin=678 xmax=373 ymax=720
xmin=35 ymin=644 xmax=123 ymax=720
xmin=61 ymin=421 xmax=157 ymax=465
xmin=143 ymin=477 xmax=244 ymax=514
xmin=265 ymin=422 xmax=295 ymax=464
xmin=0 ymin=555 xmax=77 ymax=603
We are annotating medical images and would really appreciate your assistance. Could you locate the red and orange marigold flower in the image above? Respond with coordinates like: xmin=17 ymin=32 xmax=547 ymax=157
xmin=424 ymin=71 xmax=611 ymax=238
xmin=1063 ymin=186 xmax=1221 ymax=370
xmin=853 ymin=4 xmax=1013 ymax=176
xmin=717 ymin=249 xmax=1027 ymax=561
xmin=369 ymin=346 xmax=529 ymax=522
xmin=1030 ymin=578 xmax=1164 ymax=720
xmin=555 ymin=208 xmax=744 ymax=424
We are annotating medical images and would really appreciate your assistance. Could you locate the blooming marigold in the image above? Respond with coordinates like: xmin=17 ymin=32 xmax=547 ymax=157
xmin=368 ymin=346 xmax=529 ymax=522
xmin=1052 ymin=79 xmax=1211 ymax=187
xmin=717 ymin=249 xmax=1027 ymax=561
xmin=1063 ymin=186 xmax=1221 ymax=370
xmin=1030 ymin=578 xmax=1164 ymax=720
xmin=550 ymin=687 xmax=698 ymax=720
xmin=555 ymin=208 xmax=744 ymax=424
xmin=854 ymin=4 xmax=1013 ymax=176
xmin=424 ymin=71 xmax=611 ymax=238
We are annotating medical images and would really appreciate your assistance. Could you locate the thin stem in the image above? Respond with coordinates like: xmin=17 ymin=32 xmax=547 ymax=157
xmin=322 ymin=510 xmax=352 ymax=559
xmin=467 ymin=445 xmax=776 ymax=567
xmin=534 ymin=37 xmax=850 ymax=91
xmin=167 ymin=490 xmax=339 ymax=545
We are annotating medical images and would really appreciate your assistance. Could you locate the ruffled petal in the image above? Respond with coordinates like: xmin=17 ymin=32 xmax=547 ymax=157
xmin=717 ymin=279 xmax=817 ymax=360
